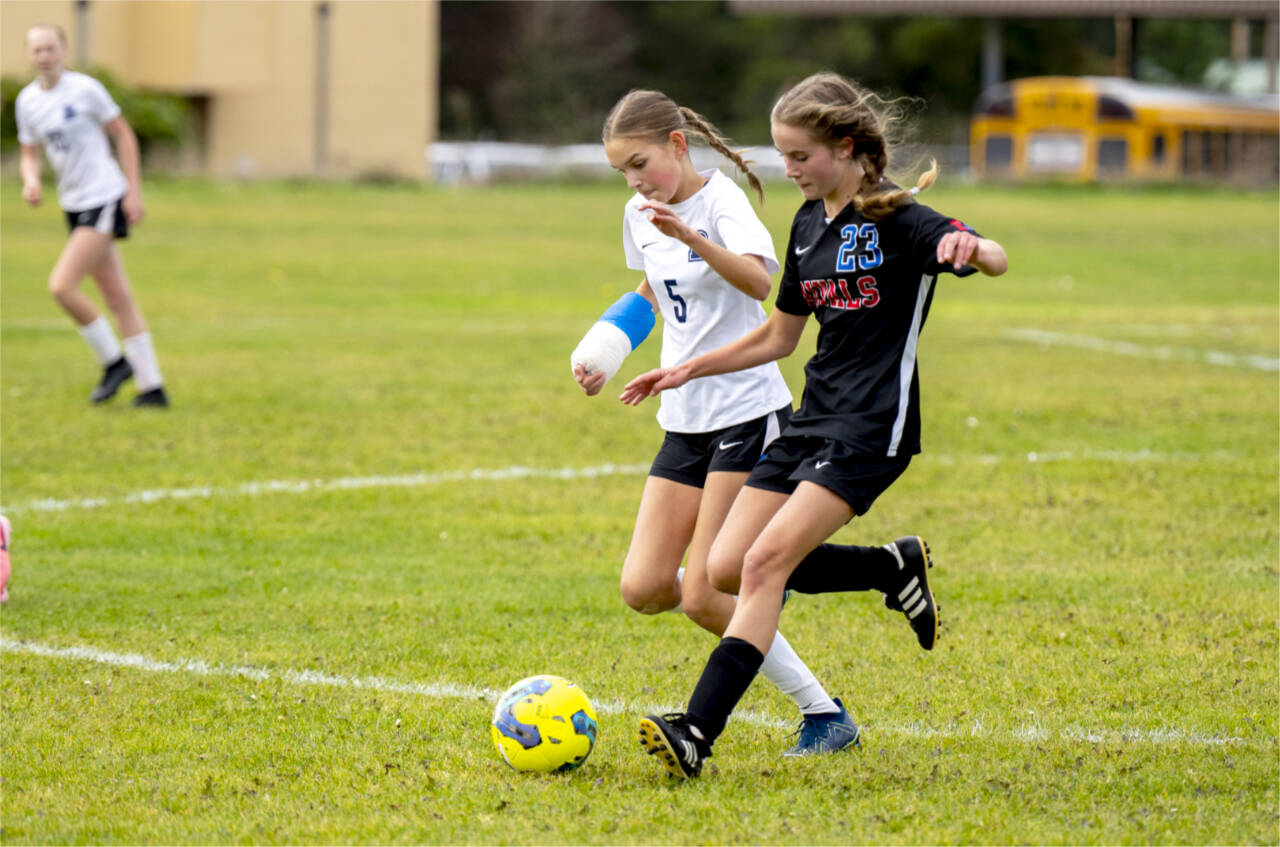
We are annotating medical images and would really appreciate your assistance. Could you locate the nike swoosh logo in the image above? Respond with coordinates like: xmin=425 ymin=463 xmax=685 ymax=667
xmin=794 ymin=244 xmax=814 ymax=256
xmin=719 ymin=441 xmax=744 ymax=450
xmin=814 ymin=460 xmax=831 ymax=470
xmin=641 ymin=241 xmax=658 ymax=249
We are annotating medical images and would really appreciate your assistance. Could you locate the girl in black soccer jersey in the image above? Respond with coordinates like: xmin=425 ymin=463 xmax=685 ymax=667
xmin=620 ymin=72 xmax=1008 ymax=779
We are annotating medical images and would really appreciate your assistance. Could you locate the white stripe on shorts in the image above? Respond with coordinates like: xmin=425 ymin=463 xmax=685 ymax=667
xmin=94 ymin=200 xmax=117 ymax=235
xmin=763 ymin=409 xmax=782 ymax=450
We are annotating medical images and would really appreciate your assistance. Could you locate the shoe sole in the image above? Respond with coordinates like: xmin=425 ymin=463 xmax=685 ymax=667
xmin=782 ymin=726 xmax=861 ymax=757
xmin=638 ymin=717 xmax=692 ymax=780
xmin=897 ymin=536 xmax=938 ymax=651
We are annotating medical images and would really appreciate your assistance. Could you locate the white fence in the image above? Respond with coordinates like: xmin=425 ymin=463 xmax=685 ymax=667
xmin=427 ymin=142 xmax=787 ymax=184
xmin=427 ymin=141 xmax=971 ymax=185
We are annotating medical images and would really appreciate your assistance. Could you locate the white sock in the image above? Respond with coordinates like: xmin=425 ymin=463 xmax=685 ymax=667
xmin=123 ymin=333 xmax=163 ymax=392
xmin=759 ymin=631 xmax=840 ymax=715
xmin=665 ymin=567 xmax=685 ymax=615
xmin=78 ymin=316 xmax=122 ymax=366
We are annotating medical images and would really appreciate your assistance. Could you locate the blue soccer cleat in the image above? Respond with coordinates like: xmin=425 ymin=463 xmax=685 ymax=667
xmin=782 ymin=697 xmax=861 ymax=757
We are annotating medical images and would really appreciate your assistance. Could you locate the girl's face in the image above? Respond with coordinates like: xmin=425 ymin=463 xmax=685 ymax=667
xmin=27 ymin=26 xmax=65 ymax=76
xmin=605 ymin=132 xmax=691 ymax=204
xmin=771 ymin=121 xmax=864 ymax=208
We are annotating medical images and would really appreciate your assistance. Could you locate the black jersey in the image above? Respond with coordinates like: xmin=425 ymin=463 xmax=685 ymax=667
xmin=774 ymin=197 xmax=979 ymax=458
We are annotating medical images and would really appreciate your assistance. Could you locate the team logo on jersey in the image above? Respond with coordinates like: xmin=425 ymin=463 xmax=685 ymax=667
xmin=688 ymin=229 xmax=708 ymax=263
xmin=64 ymin=105 xmax=77 ymax=121
xmin=799 ymin=276 xmax=880 ymax=311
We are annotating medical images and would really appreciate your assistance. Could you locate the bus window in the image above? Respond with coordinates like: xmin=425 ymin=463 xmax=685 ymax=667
xmin=985 ymin=135 xmax=1014 ymax=171
xmin=1152 ymin=133 xmax=1166 ymax=164
xmin=1098 ymin=138 xmax=1128 ymax=173
xmin=1097 ymin=95 xmax=1134 ymax=120
xmin=1027 ymin=133 xmax=1084 ymax=172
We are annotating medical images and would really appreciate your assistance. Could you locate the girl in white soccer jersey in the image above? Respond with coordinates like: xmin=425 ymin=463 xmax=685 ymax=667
xmin=570 ymin=89 xmax=859 ymax=756
xmin=17 ymin=23 xmax=168 ymax=407
xmin=621 ymin=72 xmax=1008 ymax=779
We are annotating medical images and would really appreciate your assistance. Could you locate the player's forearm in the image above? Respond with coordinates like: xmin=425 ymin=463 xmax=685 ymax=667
xmin=971 ymin=238 xmax=1007 ymax=276
xmin=19 ymin=147 xmax=41 ymax=188
xmin=683 ymin=233 xmax=772 ymax=300
xmin=681 ymin=316 xmax=795 ymax=381
xmin=113 ymin=123 xmax=143 ymax=193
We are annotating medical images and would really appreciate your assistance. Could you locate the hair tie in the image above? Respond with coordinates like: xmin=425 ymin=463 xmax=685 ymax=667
xmin=909 ymin=186 xmax=920 ymax=196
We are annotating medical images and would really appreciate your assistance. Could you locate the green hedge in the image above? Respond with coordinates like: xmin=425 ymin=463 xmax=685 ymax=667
xmin=2 ymin=66 xmax=190 ymax=157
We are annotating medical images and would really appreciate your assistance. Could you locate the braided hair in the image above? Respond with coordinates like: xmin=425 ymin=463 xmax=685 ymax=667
xmin=603 ymin=89 xmax=765 ymax=205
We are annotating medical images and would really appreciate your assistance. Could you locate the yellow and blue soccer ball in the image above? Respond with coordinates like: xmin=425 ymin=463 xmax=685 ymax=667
xmin=490 ymin=675 xmax=599 ymax=773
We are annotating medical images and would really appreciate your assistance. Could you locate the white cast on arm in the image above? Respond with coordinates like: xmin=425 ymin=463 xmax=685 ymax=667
xmin=570 ymin=292 xmax=657 ymax=384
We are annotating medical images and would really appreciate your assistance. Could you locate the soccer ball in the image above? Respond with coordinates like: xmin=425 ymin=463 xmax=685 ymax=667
xmin=491 ymin=675 xmax=599 ymax=773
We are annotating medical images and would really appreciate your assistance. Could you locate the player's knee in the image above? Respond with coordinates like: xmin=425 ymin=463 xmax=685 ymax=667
xmin=679 ymin=580 xmax=716 ymax=627
xmin=705 ymin=547 xmax=742 ymax=595
xmin=618 ymin=573 xmax=665 ymax=615
xmin=739 ymin=543 xmax=789 ymax=596
xmin=48 ymin=271 xmax=75 ymax=299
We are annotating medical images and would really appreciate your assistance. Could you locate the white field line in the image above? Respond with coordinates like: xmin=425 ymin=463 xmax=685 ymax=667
xmin=0 ymin=451 xmax=1243 ymax=515
xmin=0 ymin=638 xmax=1254 ymax=750
xmin=0 ymin=463 xmax=651 ymax=515
xmin=1004 ymin=327 xmax=1280 ymax=372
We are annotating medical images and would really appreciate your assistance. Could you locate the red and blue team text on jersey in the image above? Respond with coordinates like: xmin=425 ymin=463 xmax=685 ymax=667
xmin=774 ymin=196 xmax=981 ymax=458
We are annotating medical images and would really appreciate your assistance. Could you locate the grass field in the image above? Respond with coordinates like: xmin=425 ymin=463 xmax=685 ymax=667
xmin=1 ymin=176 xmax=1277 ymax=845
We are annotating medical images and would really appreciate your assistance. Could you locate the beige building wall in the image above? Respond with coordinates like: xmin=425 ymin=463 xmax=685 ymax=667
xmin=3 ymin=0 xmax=438 ymax=180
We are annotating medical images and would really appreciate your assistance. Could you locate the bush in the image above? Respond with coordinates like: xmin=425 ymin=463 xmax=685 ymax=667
xmin=2 ymin=66 xmax=190 ymax=158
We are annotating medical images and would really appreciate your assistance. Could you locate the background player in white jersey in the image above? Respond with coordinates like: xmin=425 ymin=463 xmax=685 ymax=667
xmin=570 ymin=89 xmax=859 ymax=756
xmin=621 ymin=72 xmax=1008 ymax=779
xmin=17 ymin=24 xmax=168 ymax=407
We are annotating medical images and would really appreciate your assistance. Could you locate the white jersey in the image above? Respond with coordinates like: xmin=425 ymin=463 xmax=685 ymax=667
xmin=623 ymin=168 xmax=793 ymax=433
xmin=16 ymin=70 xmax=128 ymax=212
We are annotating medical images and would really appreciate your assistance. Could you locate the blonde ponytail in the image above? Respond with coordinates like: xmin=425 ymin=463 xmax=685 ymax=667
xmin=857 ymin=158 xmax=938 ymax=221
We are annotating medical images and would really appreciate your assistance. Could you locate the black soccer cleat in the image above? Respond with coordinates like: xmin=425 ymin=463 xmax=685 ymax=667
xmin=882 ymin=536 xmax=939 ymax=651
xmin=132 ymin=387 xmax=169 ymax=408
xmin=638 ymin=713 xmax=707 ymax=779
xmin=90 ymin=357 xmax=133 ymax=404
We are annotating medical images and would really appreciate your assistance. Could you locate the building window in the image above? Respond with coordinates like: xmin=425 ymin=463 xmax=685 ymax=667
xmin=1152 ymin=133 xmax=1166 ymax=164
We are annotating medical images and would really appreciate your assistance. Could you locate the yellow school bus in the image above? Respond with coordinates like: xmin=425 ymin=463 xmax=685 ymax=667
xmin=970 ymin=76 xmax=1279 ymax=182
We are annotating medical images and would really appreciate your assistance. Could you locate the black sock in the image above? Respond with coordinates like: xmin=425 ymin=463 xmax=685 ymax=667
xmin=685 ymin=637 xmax=765 ymax=749
xmin=785 ymin=543 xmax=899 ymax=594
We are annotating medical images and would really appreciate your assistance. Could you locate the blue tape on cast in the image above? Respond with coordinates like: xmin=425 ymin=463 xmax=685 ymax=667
xmin=598 ymin=292 xmax=655 ymax=351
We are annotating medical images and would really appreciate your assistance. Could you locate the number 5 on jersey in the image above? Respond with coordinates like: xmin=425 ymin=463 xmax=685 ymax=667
xmin=663 ymin=279 xmax=688 ymax=323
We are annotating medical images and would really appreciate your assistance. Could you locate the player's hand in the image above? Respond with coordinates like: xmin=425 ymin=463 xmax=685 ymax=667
xmin=573 ymin=363 xmax=607 ymax=397
xmin=21 ymin=182 xmax=41 ymax=207
xmin=619 ymin=366 xmax=689 ymax=405
xmin=122 ymin=190 xmax=145 ymax=225
xmin=638 ymin=201 xmax=695 ymax=243
xmin=936 ymin=230 xmax=979 ymax=270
